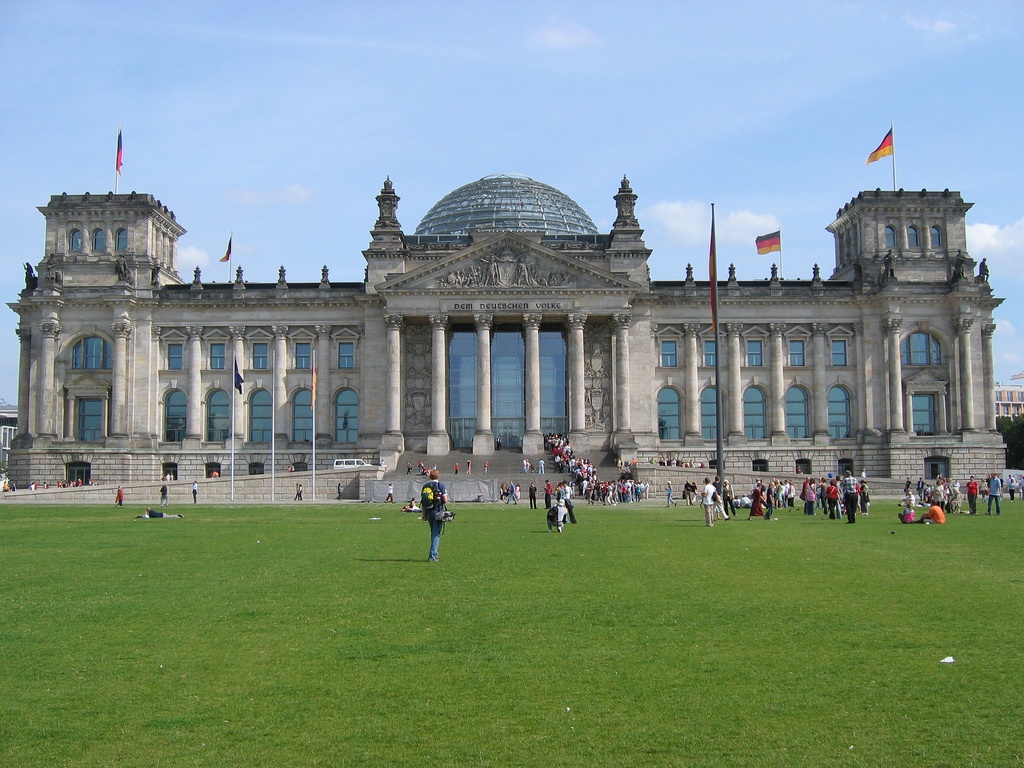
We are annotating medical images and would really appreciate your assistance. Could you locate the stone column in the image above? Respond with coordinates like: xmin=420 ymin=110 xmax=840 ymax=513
xmin=982 ymin=323 xmax=997 ymax=430
xmin=472 ymin=313 xmax=493 ymax=454
xmin=811 ymin=323 xmax=828 ymax=438
xmin=186 ymin=325 xmax=203 ymax=440
xmin=725 ymin=324 xmax=743 ymax=438
xmin=427 ymin=314 xmax=450 ymax=455
xmin=110 ymin=318 xmax=132 ymax=437
xmin=884 ymin=316 xmax=905 ymax=433
xmin=854 ymin=323 xmax=873 ymax=435
xmin=612 ymin=313 xmax=633 ymax=435
xmin=37 ymin=321 xmax=60 ymax=438
xmin=230 ymin=326 xmax=246 ymax=441
xmin=956 ymin=317 xmax=976 ymax=432
xmin=769 ymin=323 xmax=786 ymax=438
xmin=683 ymin=323 xmax=700 ymax=439
xmin=522 ymin=313 xmax=543 ymax=454
xmin=16 ymin=328 xmax=31 ymax=440
xmin=383 ymin=315 xmax=403 ymax=435
xmin=315 ymin=325 xmax=332 ymax=440
xmin=272 ymin=325 xmax=289 ymax=439
xmin=567 ymin=313 xmax=588 ymax=442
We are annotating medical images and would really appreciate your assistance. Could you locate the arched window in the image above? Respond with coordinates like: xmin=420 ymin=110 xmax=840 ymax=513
xmin=930 ymin=226 xmax=943 ymax=247
xmin=164 ymin=390 xmax=187 ymax=442
xmin=900 ymin=332 xmax=942 ymax=366
xmin=828 ymin=387 xmax=852 ymax=439
xmin=92 ymin=229 xmax=106 ymax=251
xmin=249 ymin=389 xmax=272 ymax=443
xmin=907 ymin=226 xmax=920 ymax=247
xmin=72 ymin=337 xmax=111 ymax=369
xmin=785 ymin=387 xmax=809 ymax=439
xmin=743 ymin=387 xmax=767 ymax=439
xmin=884 ymin=226 xmax=896 ymax=248
xmin=206 ymin=390 xmax=230 ymax=442
xmin=657 ymin=387 xmax=681 ymax=440
xmin=69 ymin=229 xmax=83 ymax=252
xmin=700 ymin=387 xmax=717 ymax=440
xmin=335 ymin=389 xmax=359 ymax=443
xmin=292 ymin=389 xmax=313 ymax=442
xmin=115 ymin=228 xmax=128 ymax=251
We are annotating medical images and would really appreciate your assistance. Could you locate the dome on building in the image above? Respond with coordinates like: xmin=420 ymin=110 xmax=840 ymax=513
xmin=415 ymin=174 xmax=599 ymax=236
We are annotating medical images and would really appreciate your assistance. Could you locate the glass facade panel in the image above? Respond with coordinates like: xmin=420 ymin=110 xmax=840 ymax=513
xmin=73 ymin=337 xmax=111 ymax=370
xmin=539 ymin=329 xmax=567 ymax=435
xmin=930 ymin=226 xmax=942 ymax=247
xmin=700 ymin=387 xmax=717 ymax=440
xmin=448 ymin=329 xmax=477 ymax=449
xmin=164 ymin=390 xmax=187 ymax=441
xmin=785 ymin=387 xmax=809 ymax=439
xmin=115 ymin=229 xmax=128 ymax=251
xmin=92 ymin=229 xmax=106 ymax=250
xmin=884 ymin=226 xmax=896 ymax=247
xmin=660 ymin=340 xmax=677 ymax=367
xmin=295 ymin=342 xmax=311 ymax=370
xmin=657 ymin=388 xmax=680 ymax=440
xmin=253 ymin=342 xmax=268 ymax=370
xmin=901 ymin=332 xmax=941 ymax=366
xmin=828 ymin=387 xmax=851 ymax=439
xmin=831 ymin=339 xmax=848 ymax=366
xmin=492 ymin=327 xmax=525 ymax=447
xmin=703 ymin=340 xmax=716 ymax=367
xmin=789 ymin=339 xmax=805 ymax=366
xmin=292 ymin=389 xmax=312 ymax=442
xmin=250 ymin=389 xmax=272 ymax=442
xmin=907 ymin=226 xmax=920 ymax=247
xmin=207 ymin=390 xmax=230 ymax=441
xmin=912 ymin=394 xmax=936 ymax=435
xmin=209 ymin=342 xmax=225 ymax=370
xmin=338 ymin=342 xmax=355 ymax=369
xmin=335 ymin=389 xmax=358 ymax=442
xmin=743 ymin=387 xmax=766 ymax=439
xmin=77 ymin=398 xmax=103 ymax=441
xmin=168 ymin=343 xmax=183 ymax=370
xmin=746 ymin=340 xmax=763 ymax=366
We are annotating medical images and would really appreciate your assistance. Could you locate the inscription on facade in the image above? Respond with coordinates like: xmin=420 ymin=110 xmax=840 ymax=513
xmin=446 ymin=300 xmax=572 ymax=313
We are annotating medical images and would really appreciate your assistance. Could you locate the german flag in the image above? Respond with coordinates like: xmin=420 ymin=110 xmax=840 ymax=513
xmin=756 ymin=230 xmax=781 ymax=255
xmin=867 ymin=127 xmax=894 ymax=165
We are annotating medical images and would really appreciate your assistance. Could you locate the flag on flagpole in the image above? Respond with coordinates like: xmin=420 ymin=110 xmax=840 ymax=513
xmin=867 ymin=127 xmax=894 ymax=164
xmin=756 ymin=230 xmax=781 ymax=255
xmin=311 ymin=362 xmax=317 ymax=402
xmin=115 ymin=129 xmax=123 ymax=175
xmin=234 ymin=360 xmax=244 ymax=394
xmin=220 ymin=235 xmax=232 ymax=263
xmin=709 ymin=206 xmax=718 ymax=333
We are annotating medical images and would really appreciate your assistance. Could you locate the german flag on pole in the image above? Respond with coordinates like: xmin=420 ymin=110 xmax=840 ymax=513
xmin=115 ymin=128 xmax=123 ymax=175
xmin=709 ymin=206 xmax=718 ymax=334
xmin=867 ymin=127 xmax=894 ymax=164
xmin=756 ymin=230 xmax=781 ymax=255
xmin=220 ymin=235 xmax=232 ymax=263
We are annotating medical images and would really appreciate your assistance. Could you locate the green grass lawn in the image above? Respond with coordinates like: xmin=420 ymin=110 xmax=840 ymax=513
xmin=1 ymin=499 xmax=1022 ymax=767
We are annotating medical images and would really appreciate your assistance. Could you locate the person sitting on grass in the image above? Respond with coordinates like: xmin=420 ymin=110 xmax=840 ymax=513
xmin=898 ymin=502 xmax=945 ymax=525
xmin=401 ymin=498 xmax=422 ymax=514
xmin=136 ymin=506 xmax=183 ymax=519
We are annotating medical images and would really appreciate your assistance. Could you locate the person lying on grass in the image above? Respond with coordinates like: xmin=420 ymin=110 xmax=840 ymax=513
xmin=136 ymin=506 xmax=183 ymax=519
xmin=401 ymin=498 xmax=422 ymax=514
xmin=898 ymin=503 xmax=945 ymax=524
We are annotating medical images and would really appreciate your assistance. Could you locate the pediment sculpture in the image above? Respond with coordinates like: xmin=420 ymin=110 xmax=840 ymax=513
xmin=436 ymin=247 xmax=577 ymax=289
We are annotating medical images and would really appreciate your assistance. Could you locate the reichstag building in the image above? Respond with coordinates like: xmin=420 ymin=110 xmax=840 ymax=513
xmin=8 ymin=174 xmax=1004 ymax=485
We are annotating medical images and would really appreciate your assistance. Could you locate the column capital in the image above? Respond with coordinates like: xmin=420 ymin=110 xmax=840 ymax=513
xmin=16 ymin=327 xmax=31 ymax=342
xmin=568 ymin=312 xmax=588 ymax=330
xmin=229 ymin=325 xmax=246 ymax=339
xmin=39 ymin=321 xmax=61 ymax=339
xmin=429 ymin=313 xmax=449 ymax=329
xmin=111 ymin=321 xmax=132 ymax=338
xmin=473 ymin=313 xmax=493 ymax=330
xmin=151 ymin=326 xmax=162 ymax=339
xmin=612 ymin=312 xmax=632 ymax=332
xmin=383 ymin=314 xmax=403 ymax=331
xmin=981 ymin=322 xmax=996 ymax=338
xmin=882 ymin=316 xmax=903 ymax=334
xmin=682 ymin=322 xmax=699 ymax=338
xmin=722 ymin=322 xmax=741 ymax=337
xmin=769 ymin=322 xmax=785 ymax=337
xmin=271 ymin=324 xmax=290 ymax=338
xmin=955 ymin=316 xmax=974 ymax=333
xmin=314 ymin=324 xmax=333 ymax=337
xmin=522 ymin=313 xmax=542 ymax=330
xmin=186 ymin=325 xmax=203 ymax=339
xmin=811 ymin=322 xmax=828 ymax=336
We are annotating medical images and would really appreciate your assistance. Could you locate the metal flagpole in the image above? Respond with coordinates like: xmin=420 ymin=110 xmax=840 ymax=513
xmin=311 ymin=349 xmax=316 ymax=502
xmin=710 ymin=204 xmax=726 ymax=486
xmin=890 ymin=122 xmax=897 ymax=191
xmin=271 ymin=345 xmax=276 ymax=503
xmin=230 ymin=350 xmax=236 ymax=501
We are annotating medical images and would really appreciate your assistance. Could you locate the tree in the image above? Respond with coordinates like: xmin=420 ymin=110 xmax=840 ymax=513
xmin=996 ymin=416 xmax=1024 ymax=469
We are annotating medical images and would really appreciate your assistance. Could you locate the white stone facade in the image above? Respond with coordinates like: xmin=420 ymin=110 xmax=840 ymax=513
xmin=7 ymin=181 xmax=1005 ymax=487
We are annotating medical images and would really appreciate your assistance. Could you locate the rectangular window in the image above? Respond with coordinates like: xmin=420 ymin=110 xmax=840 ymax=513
xmin=789 ymin=339 xmax=805 ymax=366
xmin=831 ymin=339 xmax=848 ymax=366
xmin=746 ymin=339 xmax=763 ymax=366
xmin=660 ymin=340 xmax=677 ymax=368
xmin=253 ymin=342 xmax=269 ymax=370
xmin=209 ymin=342 xmax=225 ymax=370
xmin=338 ymin=341 xmax=355 ymax=369
xmin=168 ymin=343 xmax=183 ymax=370
xmin=77 ymin=398 xmax=104 ymax=441
xmin=703 ymin=340 xmax=716 ymax=367
xmin=295 ymin=342 xmax=311 ymax=370
xmin=912 ymin=394 xmax=936 ymax=436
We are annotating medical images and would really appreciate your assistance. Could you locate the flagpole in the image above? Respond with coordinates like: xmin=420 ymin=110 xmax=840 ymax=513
xmin=114 ymin=125 xmax=121 ymax=194
xmin=890 ymin=121 xmax=897 ymax=191
xmin=271 ymin=344 xmax=276 ymax=503
xmin=230 ymin=350 xmax=236 ymax=502
xmin=710 ymin=204 xmax=726 ymax=485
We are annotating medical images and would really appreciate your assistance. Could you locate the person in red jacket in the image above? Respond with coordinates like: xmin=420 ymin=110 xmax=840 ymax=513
xmin=965 ymin=476 xmax=980 ymax=515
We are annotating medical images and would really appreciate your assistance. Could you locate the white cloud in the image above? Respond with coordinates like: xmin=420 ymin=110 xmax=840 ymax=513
xmin=967 ymin=217 xmax=1024 ymax=273
xmin=178 ymin=245 xmax=210 ymax=268
xmin=530 ymin=21 xmax=599 ymax=50
xmin=227 ymin=184 xmax=313 ymax=206
xmin=905 ymin=15 xmax=956 ymax=34
xmin=646 ymin=200 xmax=780 ymax=248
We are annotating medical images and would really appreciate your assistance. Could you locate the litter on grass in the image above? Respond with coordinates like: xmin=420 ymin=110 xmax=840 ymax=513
xmin=940 ymin=656 xmax=956 ymax=664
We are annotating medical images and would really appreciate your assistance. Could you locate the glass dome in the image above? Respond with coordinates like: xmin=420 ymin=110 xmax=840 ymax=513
xmin=415 ymin=174 xmax=599 ymax=236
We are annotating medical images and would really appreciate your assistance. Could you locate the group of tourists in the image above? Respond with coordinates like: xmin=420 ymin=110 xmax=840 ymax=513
xmin=902 ymin=472 xmax=1009 ymax=516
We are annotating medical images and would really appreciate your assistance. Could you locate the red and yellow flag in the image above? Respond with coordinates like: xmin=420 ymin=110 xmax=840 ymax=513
xmin=756 ymin=230 xmax=781 ymax=255
xmin=115 ymin=129 xmax=123 ymax=175
xmin=220 ymin=235 xmax=232 ymax=263
xmin=867 ymin=128 xmax=894 ymax=164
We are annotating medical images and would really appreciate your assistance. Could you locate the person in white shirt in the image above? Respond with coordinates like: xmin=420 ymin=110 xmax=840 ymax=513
xmin=702 ymin=477 xmax=718 ymax=527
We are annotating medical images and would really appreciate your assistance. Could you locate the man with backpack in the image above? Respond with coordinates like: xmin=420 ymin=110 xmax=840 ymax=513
xmin=421 ymin=469 xmax=450 ymax=562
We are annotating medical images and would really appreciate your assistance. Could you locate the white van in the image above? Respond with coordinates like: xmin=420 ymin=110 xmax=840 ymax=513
xmin=333 ymin=458 xmax=375 ymax=470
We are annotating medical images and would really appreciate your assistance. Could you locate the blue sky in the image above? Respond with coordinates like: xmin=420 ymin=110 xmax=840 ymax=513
xmin=2 ymin=1 xmax=1023 ymax=405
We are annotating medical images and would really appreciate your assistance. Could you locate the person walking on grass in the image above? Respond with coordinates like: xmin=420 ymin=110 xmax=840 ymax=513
xmin=702 ymin=477 xmax=718 ymax=527
xmin=115 ymin=486 xmax=124 ymax=507
xmin=192 ymin=481 xmax=198 ymax=504
xmin=666 ymin=480 xmax=678 ymax=507
xmin=159 ymin=482 xmax=169 ymax=508
xmin=987 ymin=473 xmax=1002 ymax=515
xmin=422 ymin=469 xmax=449 ymax=562
xmin=294 ymin=483 xmax=303 ymax=501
